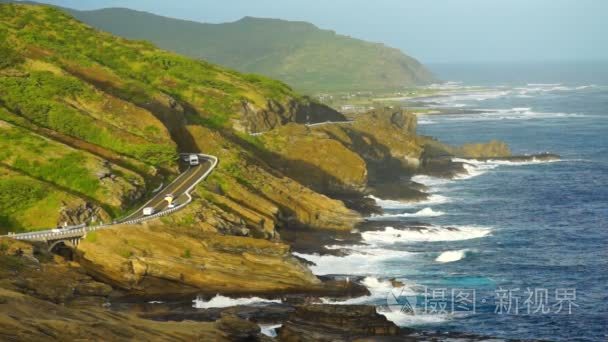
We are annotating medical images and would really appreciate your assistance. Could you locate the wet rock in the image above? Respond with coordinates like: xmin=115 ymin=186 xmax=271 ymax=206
xmin=419 ymin=156 xmax=467 ymax=179
xmin=278 ymin=304 xmax=400 ymax=341
xmin=368 ymin=180 xmax=429 ymax=203
xmin=389 ymin=278 xmax=405 ymax=288
xmin=215 ymin=313 xmax=264 ymax=341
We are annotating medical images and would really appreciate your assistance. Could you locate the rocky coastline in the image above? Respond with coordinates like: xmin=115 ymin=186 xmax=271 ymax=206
xmin=1 ymin=104 xmax=559 ymax=341
xmin=0 ymin=6 xmax=568 ymax=340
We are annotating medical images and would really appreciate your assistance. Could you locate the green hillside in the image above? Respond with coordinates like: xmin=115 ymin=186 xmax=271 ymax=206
xmin=0 ymin=3 xmax=341 ymax=232
xmin=65 ymin=8 xmax=436 ymax=93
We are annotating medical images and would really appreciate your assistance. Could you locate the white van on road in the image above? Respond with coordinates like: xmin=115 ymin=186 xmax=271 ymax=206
xmin=143 ymin=207 xmax=155 ymax=216
xmin=188 ymin=154 xmax=199 ymax=166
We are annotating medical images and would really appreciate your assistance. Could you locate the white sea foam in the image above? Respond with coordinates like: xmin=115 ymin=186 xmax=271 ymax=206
xmin=439 ymin=108 xmax=585 ymax=122
xmin=435 ymin=249 xmax=468 ymax=263
xmin=411 ymin=175 xmax=452 ymax=188
xmin=368 ymin=194 xmax=450 ymax=209
xmin=419 ymin=84 xmax=595 ymax=112
xmin=417 ymin=119 xmax=437 ymax=125
xmin=318 ymin=276 xmax=457 ymax=327
xmin=192 ymin=295 xmax=281 ymax=309
xmin=420 ymin=90 xmax=511 ymax=107
xmin=259 ymin=324 xmax=282 ymax=337
xmin=453 ymin=157 xmax=560 ymax=167
xmin=321 ymin=277 xmax=418 ymax=305
xmin=426 ymin=81 xmax=465 ymax=90
xmin=378 ymin=310 xmax=452 ymax=326
xmin=409 ymin=156 xmax=558 ymax=198
xmin=322 ymin=277 xmax=391 ymax=304
xmin=293 ymin=247 xmax=414 ymax=276
xmin=361 ymin=225 xmax=491 ymax=245
xmin=526 ymin=83 xmax=562 ymax=87
xmin=455 ymin=162 xmax=497 ymax=180
xmin=369 ymin=207 xmax=445 ymax=220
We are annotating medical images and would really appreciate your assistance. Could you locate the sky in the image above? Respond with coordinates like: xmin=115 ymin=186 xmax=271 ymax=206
xmin=27 ymin=0 xmax=608 ymax=64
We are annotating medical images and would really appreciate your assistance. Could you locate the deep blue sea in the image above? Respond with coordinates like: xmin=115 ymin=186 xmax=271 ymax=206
xmin=297 ymin=64 xmax=608 ymax=341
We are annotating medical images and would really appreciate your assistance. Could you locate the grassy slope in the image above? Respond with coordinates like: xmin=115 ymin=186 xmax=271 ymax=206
xmin=0 ymin=4 xmax=307 ymax=232
xmin=65 ymin=8 xmax=436 ymax=93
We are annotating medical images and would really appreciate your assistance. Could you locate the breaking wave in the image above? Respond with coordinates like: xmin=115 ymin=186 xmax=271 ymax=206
xmin=320 ymin=277 xmax=415 ymax=305
xmin=259 ymin=324 xmax=282 ymax=337
xmin=361 ymin=225 xmax=491 ymax=245
xmin=192 ymin=295 xmax=281 ymax=309
xmin=437 ymin=108 xmax=585 ymax=122
xmin=453 ymin=157 xmax=560 ymax=167
xmin=293 ymin=247 xmax=414 ymax=276
xmin=411 ymin=175 xmax=452 ymax=188
xmin=368 ymin=194 xmax=450 ymax=209
xmin=435 ymin=249 xmax=469 ymax=263
xmin=378 ymin=309 xmax=453 ymax=326
xmin=418 ymin=118 xmax=437 ymax=125
xmin=369 ymin=207 xmax=445 ymax=220
xmin=317 ymin=275 xmax=458 ymax=326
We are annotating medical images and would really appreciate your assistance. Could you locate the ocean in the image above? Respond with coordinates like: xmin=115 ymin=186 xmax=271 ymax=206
xmin=296 ymin=63 xmax=608 ymax=341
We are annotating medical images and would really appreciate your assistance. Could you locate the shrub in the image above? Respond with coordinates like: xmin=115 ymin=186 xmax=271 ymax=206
xmin=0 ymin=45 xmax=23 ymax=69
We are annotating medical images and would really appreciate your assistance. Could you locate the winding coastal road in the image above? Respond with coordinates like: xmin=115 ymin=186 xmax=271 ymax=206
xmin=121 ymin=156 xmax=215 ymax=222
xmin=5 ymin=153 xmax=218 ymax=243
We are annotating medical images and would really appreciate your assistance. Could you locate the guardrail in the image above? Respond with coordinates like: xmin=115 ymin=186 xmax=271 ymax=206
xmin=3 ymin=154 xmax=219 ymax=242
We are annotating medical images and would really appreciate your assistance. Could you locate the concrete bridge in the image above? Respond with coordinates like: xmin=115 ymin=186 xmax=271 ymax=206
xmin=3 ymin=153 xmax=218 ymax=252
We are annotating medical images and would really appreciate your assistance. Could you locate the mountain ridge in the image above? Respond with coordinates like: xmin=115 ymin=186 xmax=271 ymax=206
xmin=61 ymin=6 xmax=436 ymax=93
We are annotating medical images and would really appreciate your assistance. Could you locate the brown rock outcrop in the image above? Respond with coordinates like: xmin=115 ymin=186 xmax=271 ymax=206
xmin=57 ymin=200 xmax=111 ymax=227
xmin=278 ymin=304 xmax=400 ymax=341
xmin=259 ymin=123 xmax=368 ymax=195
xmin=241 ymin=98 xmax=347 ymax=134
xmin=185 ymin=124 xmax=361 ymax=232
xmin=75 ymin=225 xmax=324 ymax=296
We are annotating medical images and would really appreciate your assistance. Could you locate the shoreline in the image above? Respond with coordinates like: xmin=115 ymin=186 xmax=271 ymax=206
xmin=95 ymin=153 xmax=561 ymax=341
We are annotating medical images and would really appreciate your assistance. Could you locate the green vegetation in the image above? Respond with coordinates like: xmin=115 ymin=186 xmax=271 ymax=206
xmin=0 ymin=4 xmax=300 ymax=135
xmin=0 ymin=45 xmax=23 ymax=69
xmin=0 ymin=123 xmax=99 ymax=197
xmin=0 ymin=3 xmax=349 ymax=233
xmin=65 ymin=8 xmax=436 ymax=93
xmin=0 ymin=177 xmax=46 ymax=230
xmin=0 ymin=167 xmax=82 ymax=233
xmin=0 ymin=122 xmax=97 ymax=197
xmin=85 ymin=231 xmax=98 ymax=243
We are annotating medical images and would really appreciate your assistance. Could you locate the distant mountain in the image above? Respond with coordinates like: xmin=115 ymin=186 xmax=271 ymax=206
xmin=64 ymin=7 xmax=436 ymax=93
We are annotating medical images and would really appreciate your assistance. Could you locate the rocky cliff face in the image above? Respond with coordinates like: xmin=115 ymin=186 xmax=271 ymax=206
xmin=183 ymin=123 xmax=362 ymax=232
xmin=258 ymin=124 xmax=368 ymax=195
xmin=0 ymin=238 xmax=258 ymax=341
xmin=75 ymin=224 xmax=325 ymax=296
xmin=240 ymin=98 xmax=347 ymax=133
xmin=251 ymin=107 xmax=513 ymax=203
